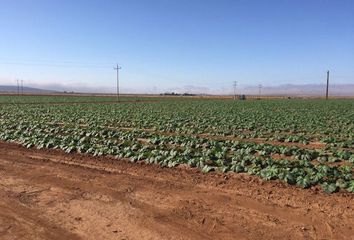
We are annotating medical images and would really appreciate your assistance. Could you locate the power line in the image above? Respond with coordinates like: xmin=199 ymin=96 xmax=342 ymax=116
xmin=113 ymin=64 xmax=122 ymax=102
xmin=0 ymin=61 xmax=111 ymax=69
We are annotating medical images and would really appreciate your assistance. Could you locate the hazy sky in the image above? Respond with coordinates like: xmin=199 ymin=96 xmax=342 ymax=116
xmin=0 ymin=0 xmax=353 ymax=93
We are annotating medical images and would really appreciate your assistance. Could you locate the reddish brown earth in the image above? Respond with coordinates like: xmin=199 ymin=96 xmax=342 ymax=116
xmin=0 ymin=142 xmax=353 ymax=240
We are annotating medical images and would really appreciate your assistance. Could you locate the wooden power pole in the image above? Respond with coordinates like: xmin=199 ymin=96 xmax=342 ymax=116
xmin=326 ymin=70 xmax=329 ymax=100
xmin=16 ymin=79 xmax=20 ymax=96
xmin=233 ymin=81 xmax=237 ymax=100
xmin=114 ymin=64 xmax=122 ymax=102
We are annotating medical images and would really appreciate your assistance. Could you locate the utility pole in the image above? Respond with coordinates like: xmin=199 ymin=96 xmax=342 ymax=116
xmin=233 ymin=81 xmax=237 ymax=100
xmin=21 ymin=80 xmax=23 ymax=95
xmin=326 ymin=70 xmax=329 ymax=100
xmin=113 ymin=64 xmax=122 ymax=102
xmin=16 ymin=79 xmax=20 ymax=96
xmin=258 ymin=84 xmax=262 ymax=99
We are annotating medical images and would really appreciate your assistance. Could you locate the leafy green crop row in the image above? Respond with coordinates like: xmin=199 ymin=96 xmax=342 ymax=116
xmin=0 ymin=97 xmax=353 ymax=193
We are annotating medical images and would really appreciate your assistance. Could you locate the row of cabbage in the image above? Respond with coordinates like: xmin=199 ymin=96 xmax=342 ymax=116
xmin=0 ymin=95 xmax=151 ymax=104
xmin=0 ymin=115 xmax=353 ymax=193
xmin=1 ymin=98 xmax=352 ymax=146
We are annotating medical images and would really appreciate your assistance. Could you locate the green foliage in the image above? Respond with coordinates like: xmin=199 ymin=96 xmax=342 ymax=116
xmin=0 ymin=97 xmax=353 ymax=194
xmin=321 ymin=182 xmax=339 ymax=194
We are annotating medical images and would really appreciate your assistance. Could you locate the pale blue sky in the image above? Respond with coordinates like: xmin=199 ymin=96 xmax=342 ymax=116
xmin=0 ymin=0 xmax=353 ymax=93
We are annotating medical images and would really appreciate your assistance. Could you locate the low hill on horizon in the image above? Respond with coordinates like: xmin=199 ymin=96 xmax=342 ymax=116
xmin=0 ymin=85 xmax=58 ymax=93
xmin=1 ymin=83 xmax=353 ymax=96
xmin=239 ymin=84 xmax=354 ymax=96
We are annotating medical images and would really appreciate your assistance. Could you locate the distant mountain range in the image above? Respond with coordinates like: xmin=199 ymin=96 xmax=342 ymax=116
xmin=239 ymin=84 xmax=354 ymax=96
xmin=169 ymin=84 xmax=354 ymax=96
xmin=0 ymin=85 xmax=57 ymax=93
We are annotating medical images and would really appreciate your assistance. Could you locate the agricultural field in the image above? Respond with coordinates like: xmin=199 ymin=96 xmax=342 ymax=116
xmin=0 ymin=95 xmax=151 ymax=104
xmin=0 ymin=96 xmax=353 ymax=239
xmin=0 ymin=97 xmax=353 ymax=193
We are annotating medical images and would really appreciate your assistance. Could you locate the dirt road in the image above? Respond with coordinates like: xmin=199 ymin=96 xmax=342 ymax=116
xmin=0 ymin=142 xmax=353 ymax=240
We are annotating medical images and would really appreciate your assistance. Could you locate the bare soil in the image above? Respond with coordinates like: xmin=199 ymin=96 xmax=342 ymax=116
xmin=0 ymin=142 xmax=353 ymax=240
